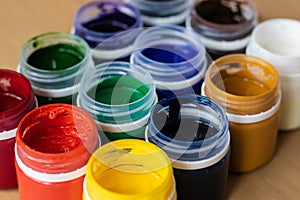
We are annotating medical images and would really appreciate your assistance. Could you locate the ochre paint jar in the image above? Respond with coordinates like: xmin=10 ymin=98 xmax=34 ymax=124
xmin=0 ymin=69 xmax=36 ymax=189
xmin=146 ymin=94 xmax=230 ymax=200
xmin=186 ymin=0 xmax=258 ymax=60
xmin=19 ymin=32 xmax=93 ymax=106
xmin=246 ymin=18 xmax=300 ymax=131
xmin=77 ymin=62 xmax=157 ymax=142
xmin=15 ymin=104 xmax=100 ymax=200
xmin=203 ymin=54 xmax=281 ymax=172
xmin=83 ymin=139 xmax=176 ymax=200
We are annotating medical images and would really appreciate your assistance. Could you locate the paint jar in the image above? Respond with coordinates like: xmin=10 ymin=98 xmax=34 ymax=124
xmin=147 ymin=94 xmax=230 ymax=200
xmin=130 ymin=25 xmax=207 ymax=100
xmin=77 ymin=61 xmax=157 ymax=142
xmin=15 ymin=104 xmax=100 ymax=200
xmin=246 ymin=18 xmax=300 ymax=131
xmin=19 ymin=32 xmax=93 ymax=106
xmin=203 ymin=54 xmax=281 ymax=172
xmin=186 ymin=0 xmax=258 ymax=60
xmin=74 ymin=1 xmax=142 ymax=64
xmin=127 ymin=0 xmax=193 ymax=27
xmin=0 ymin=69 xmax=36 ymax=189
xmin=83 ymin=139 xmax=176 ymax=200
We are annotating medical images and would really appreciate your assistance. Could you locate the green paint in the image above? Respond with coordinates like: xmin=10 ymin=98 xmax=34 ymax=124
xmin=27 ymin=43 xmax=84 ymax=70
xmin=36 ymin=94 xmax=73 ymax=106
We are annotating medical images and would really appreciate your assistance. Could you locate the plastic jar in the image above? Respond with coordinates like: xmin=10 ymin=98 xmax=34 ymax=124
xmin=77 ymin=61 xmax=157 ymax=142
xmin=127 ymin=0 xmax=193 ymax=27
xmin=202 ymin=54 xmax=281 ymax=172
xmin=74 ymin=1 xmax=142 ymax=64
xmin=83 ymin=139 xmax=176 ymax=200
xmin=15 ymin=104 xmax=100 ymax=200
xmin=0 ymin=69 xmax=36 ymax=189
xmin=130 ymin=25 xmax=207 ymax=100
xmin=19 ymin=32 xmax=93 ymax=106
xmin=246 ymin=18 xmax=300 ymax=131
xmin=186 ymin=0 xmax=258 ymax=60
xmin=146 ymin=94 xmax=230 ymax=200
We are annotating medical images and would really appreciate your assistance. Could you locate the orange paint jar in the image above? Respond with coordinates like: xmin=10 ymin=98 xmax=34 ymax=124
xmin=203 ymin=54 xmax=281 ymax=172
xmin=15 ymin=104 xmax=100 ymax=200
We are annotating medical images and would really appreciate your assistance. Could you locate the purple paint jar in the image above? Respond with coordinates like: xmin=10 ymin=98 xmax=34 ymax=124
xmin=130 ymin=25 xmax=207 ymax=100
xmin=146 ymin=94 xmax=230 ymax=200
xmin=74 ymin=1 xmax=142 ymax=64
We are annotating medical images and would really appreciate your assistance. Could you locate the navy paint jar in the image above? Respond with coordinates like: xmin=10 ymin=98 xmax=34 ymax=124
xmin=74 ymin=1 xmax=142 ymax=64
xmin=130 ymin=25 xmax=207 ymax=100
xmin=146 ymin=94 xmax=230 ymax=200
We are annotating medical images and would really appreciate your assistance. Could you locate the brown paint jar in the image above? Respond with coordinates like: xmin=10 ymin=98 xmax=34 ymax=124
xmin=202 ymin=54 xmax=281 ymax=172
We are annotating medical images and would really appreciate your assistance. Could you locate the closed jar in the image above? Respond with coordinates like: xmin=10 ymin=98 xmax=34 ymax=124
xmin=187 ymin=0 xmax=258 ymax=60
xmin=0 ymin=69 xmax=36 ymax=189
xmin=203 ymin=54 xmax=281 ymax=172
xmin=15 ymin=104 xmax=100 ymax=200
xmin=19 ymin=32 xmax=93 ymax=106
xmin=147 ymin=94 xmax=230 ymax=200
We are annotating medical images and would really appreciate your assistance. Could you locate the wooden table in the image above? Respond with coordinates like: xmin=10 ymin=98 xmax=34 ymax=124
xmin=1 ymin=0 xmax=300 ymax=199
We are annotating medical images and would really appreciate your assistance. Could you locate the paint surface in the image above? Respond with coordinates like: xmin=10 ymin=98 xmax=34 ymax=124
xmin=0 ymin=92 xmax=23 ymax=112
xmin=142 ymin=44 xmax=198 ymax=63
xmin=27 ymin=44 xmax=84 ymax=70
xmin=90 ymin=75 xmax=149 ymax=105
xmin=22 ymin=106 xmax=83 ymax=154
xmin=83 ymin=13 xmax=136 ymax=33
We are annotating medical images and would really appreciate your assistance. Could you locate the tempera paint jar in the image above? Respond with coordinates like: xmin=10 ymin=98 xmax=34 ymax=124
xmin=77 ymin=61 xmax=157 ymax=142
xmin=127 ymin=0 xmax=193 ymax=27
xmin=74 ymin=1 xmax=142 ymax=64
xmin=19 ymin=32 xmax=93 ymax=106
xmin=130 ymin=25 xmax=207 ymax=100
xmin=83 ymin=139 xmax=176 ymax=200
xmin=0 ymin=69 xmax=36 ymax=189
xmin=15 ymin=104 xmax=100 ymax=200
xmin=246 ymin=18 xmax=300 ymax=131
xmin=186 ymin=0 xmax=258 ymax=60
xmin=203 ymin=54 xmax=281 ymax=172
xmin=147 ymin=94 xmax=230 ymax=200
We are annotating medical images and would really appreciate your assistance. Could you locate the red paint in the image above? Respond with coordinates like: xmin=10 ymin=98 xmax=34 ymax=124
xmin=15 ymin=104 xmax=99 ymax=200
xmin=0 ymin=69 xmax=36 ymax=189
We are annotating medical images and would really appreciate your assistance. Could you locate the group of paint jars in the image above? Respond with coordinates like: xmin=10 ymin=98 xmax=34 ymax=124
xmin=1 ymin=0 xmax=300 ymax=200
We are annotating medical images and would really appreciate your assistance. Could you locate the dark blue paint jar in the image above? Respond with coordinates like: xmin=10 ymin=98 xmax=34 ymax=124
xmin=146 ymin=94 xmax=230 ymax=200
xmin=130 ymin=25 xmax=207 ymax=100
xmin=74 ymin=1 xmax=142 ymax=64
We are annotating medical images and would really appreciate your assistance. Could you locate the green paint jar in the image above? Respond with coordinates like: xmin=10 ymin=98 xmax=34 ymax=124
xmin=19 ymin=32 xmax=93 ymax=106
xmin=77 ymin=61 xmax=157 ymax=143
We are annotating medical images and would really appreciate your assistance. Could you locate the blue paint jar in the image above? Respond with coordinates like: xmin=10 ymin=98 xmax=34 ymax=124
xmin=74 ymin=1 xmax=142 ymax=64
xmin=77 ymin=61 xmax=157 ymax=143
xmin=128 ymin=0 xmax=193 ymax=27
xmin=130 ymin=25 xmax=207 ymax=100
xmin=146 ymin=94 xmax=230 ymax=200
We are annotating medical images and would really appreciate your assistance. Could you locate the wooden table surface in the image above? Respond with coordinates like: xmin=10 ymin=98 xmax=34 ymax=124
xmin=1 ymin=0 xmax=300 ymax=199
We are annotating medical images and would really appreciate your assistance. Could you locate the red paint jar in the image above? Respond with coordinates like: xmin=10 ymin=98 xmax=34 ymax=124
xmin=0 ymin=69 xmax=36 ymax=189
xmin=15 ymin=104 xmax=100 ymax=200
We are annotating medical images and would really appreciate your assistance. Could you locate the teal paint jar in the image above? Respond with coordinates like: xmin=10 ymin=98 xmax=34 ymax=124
xmin=19 ymin=32 xmax=93 ymax=106
xmin=77 ymin=61 xmax=157 ymax=143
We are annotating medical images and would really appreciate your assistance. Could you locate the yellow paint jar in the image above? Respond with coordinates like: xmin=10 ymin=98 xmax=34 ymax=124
xmin=83 ymin=139 xmax=176 ymax=200
xmin=203 ymin=54 xmax=281 ymax=172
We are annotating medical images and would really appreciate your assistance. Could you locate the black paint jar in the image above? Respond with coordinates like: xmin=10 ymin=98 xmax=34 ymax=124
xmin=146 ymin=94 xmax=230 ymax=200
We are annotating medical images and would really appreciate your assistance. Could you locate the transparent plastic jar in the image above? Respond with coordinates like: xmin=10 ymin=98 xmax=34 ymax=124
xmin=19 ymin=32 xmax=93 ymax=106
xmin=15 ymin=104 xmax=100 ymax=200
xmin=146 ymin=94 xmax=230 ymax=200
xmin=127 ymin=0 xmax=193 ymax=26
xmin=83 ymin=139 xmax=176 ymax=200
xmin=130 ymin=25 xmax=207 ymax=100
xmin=0 ymin=69 xmax=36 ymax=189
xmin=187 ymin=0 xmax=258 ymax=60
xmin=202 ymin=54 xmax=281 ymax=172
xmin=74 ymin=1 xmax=142 ymax=63
xmin=246 ymin=18 xmax=300 ymax=131
xmin=77 ymin=61 xmax=157 ymax=142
